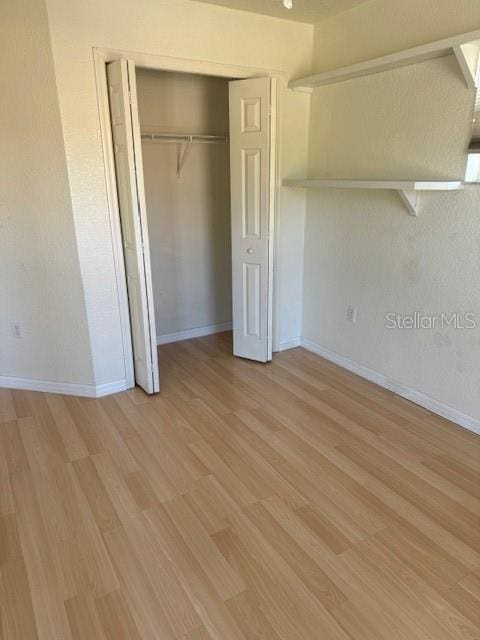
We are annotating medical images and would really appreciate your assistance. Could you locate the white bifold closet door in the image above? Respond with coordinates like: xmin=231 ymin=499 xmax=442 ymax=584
xmin=229 ymin=77 xmax=276 ymax=363
xmin=107 ymin=59 xmax=159 ymax=393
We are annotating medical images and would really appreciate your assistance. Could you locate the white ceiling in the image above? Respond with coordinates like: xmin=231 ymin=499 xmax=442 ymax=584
xmin=190 ymin=0 xmax=372 ymax=24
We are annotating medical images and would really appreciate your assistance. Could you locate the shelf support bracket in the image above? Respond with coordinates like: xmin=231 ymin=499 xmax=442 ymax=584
xmin=453 ymin=42 xmax=480 ymax=89
xmin=176 ymin=136 xmax=193 ymax=178
xmin=397 ymin=189 xmax=419 ymax=216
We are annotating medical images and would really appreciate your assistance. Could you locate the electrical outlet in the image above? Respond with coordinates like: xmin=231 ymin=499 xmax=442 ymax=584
xmin=11 ymin=322 xmax=22 ymax=338
xmin=346 ymin=305 xmax=357 ymax=323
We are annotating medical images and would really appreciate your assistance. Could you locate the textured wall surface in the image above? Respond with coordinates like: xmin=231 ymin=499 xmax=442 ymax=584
xmin=310 ymin=0 xmax=480 ymax=72
xmin=0 ymin=0 xmax=93 ymax=385
xmin=136 ymin=69 xmax=232 ymax=336
xmin=303 ymin=0 xmax=480 ymax=419
xmin=45 ymin=0 xmax=313 ymax=382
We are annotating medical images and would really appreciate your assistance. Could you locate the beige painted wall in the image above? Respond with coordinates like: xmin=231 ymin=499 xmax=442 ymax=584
xmin=44 ymin=0 xmax=313 ymax=383
xmin=303 ymin=0 xmax=480 ymax=419
xmin=0 ymin=0 xmax=93 ymax=386
xmin=136 ymin=69 xmax=232 ymax=337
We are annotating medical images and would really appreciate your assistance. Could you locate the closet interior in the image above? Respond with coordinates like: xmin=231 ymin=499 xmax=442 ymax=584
xmin=136 ymin=68 xmax=233 ymax=346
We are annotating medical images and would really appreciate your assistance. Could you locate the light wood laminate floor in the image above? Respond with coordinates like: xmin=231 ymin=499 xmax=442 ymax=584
xmin=1 ymin=332 xmax=479 ymax=639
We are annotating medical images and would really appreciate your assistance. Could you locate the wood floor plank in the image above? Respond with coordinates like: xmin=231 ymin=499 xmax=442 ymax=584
xmin=422 ymin=453 xmax=480 ymax=499
xmin=0 ymin=514 xmax=22 ymax=565
xmin=132 ymin=402 xmax=206 ymax=493
xmin=213 ymin=526 xmax=309 ymax=640
xmin=0 ymin=333 xmax=479 ymax=639
xmin=344 ymin=536 xmax=480 ymax=640
xmin=373 ymin=524 xmax=469 ymax=591
xmin=64 ymin=595 xmax=106 ymax=640
xmin=188 ymin=439 xmax=257 ymax=507
xmin=91 ymin=451 xmax=143 ymax=526
xmin=92 ymin=453 xmax=201 ymax=636
xmin=19 ymin=414 xmax=67 ymax=473
xmin=245 ymin=501 xmax=347 ymax=610
xmin=260 ymin=499 xmax=417 ymax=640
xmin=182 ymin=626 xmax=213 ymax=640
xmin=361 ymin=474 xmax=480 ymax=569
xmin=44 ymin=396 xmax=89 ymax=462
xmin=218 ymin=413 xmax=309 ymax=510
xmin=124 ymin=435 xmax=178 ymax=502
xmin=144 ymin=505 xmax=248 ymax=640
xmin=338 ymin=442 xmax=480 ymax=552
xmin=94 ymin=590 xmax=142 ymax=640
xmin=442 ymin=581 xmax=480 ymax=628
xmin=295 ymin=503 xmax=354 ymax=554
xmin=22 ymin=394 xmax=70 ymax=462
xmin=72 ymin=457 xmax=122 ymax=533
xmin=10 ymin=389 xmax=33 ymax=420
xmin=103 ymin=526 xmax=175 ymax=640
xmin=0 ymin=419 xmax=30 ymax=476
xmin=97 ymin=395 xmax=138 ymax=441
xmin=0 ymin=389 xmax=16 ymax=423
xmin=224 ymin=589 xmax=283 ymax=640
xmin=152 ymin=395 xmax=204 ymax=444
xmin=330 ymin=599 xmax=392 ymax=640
xmin=227 ymin=508 xmax=352 ymax=640
xmin=11 ymin=470 xmax=73 ymax=639
xmin=0 ymin=558 xmax=39 ymax=640
xmin=42 ymin=463 xmax=119 ymax=599
xmin=63 ymin=397 xmax=105 ymax=455
xmin=163 ymin=494 xmax=245 ymax=601
xmin=122 ymin=514 xmax=202 ymax=637
xmin=459 ymin=572 xmax=480 ymax=599
xmin=0 ymin=437 xmax=14 ymax=517
xmin=184 ymin=474 xmax=242 ymax=535
xmin=123 ymin=470 xmax=159 ymax=511
xmin=166 ymin=396 xmax=232 ymax=442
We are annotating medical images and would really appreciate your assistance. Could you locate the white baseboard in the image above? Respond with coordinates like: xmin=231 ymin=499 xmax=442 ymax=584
xmin=300 ymin=338 xmax=480 ymax=436
xmin=157 ymin=322 xmax=232 ymax=345
xmin=0 ymin=376 xmax=127 ymax=398
xmin=3 ymin=338 xmax=478 ymax=435
xmin=93 ymin=379 xmax=129 ymax=397
xmin=277 ymin=337 xmax=302 ymax=352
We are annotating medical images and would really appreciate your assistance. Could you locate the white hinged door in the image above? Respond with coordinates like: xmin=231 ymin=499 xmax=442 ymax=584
xmin=107 ymin=59 xmax=159 ymax=393
xmin=229 ymin=77 xmax=276 ymax=362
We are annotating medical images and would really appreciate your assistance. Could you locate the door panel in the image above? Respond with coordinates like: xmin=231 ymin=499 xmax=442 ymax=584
xmin=242 ymin=149 xmax=261 ymax=238
xmin=243 ymin=262 xmax=261 ymax=338
xmin=107 ymin=59 xmax=159 ymax=393
xmin=229 ymin=77 xmax=275 ymax=362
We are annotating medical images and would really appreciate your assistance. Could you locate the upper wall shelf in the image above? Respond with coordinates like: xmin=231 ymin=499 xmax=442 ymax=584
xmin=289 ymin=30 xmax=480 ymax=91
xmin=282 ymin=178 xmax=464 ymax=216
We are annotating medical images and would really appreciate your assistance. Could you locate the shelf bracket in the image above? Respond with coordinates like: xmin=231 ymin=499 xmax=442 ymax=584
xmin=453 ymin=42 xmax=480 ymax=89
xmin=397 ymin=189 xmax=419 ymax=216
xmin=176 ymin=136 xmax=193 ymax=178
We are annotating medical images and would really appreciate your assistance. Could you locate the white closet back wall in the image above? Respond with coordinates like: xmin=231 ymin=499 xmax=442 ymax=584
xmin=136 ymin=69 xmax=232 ymax=341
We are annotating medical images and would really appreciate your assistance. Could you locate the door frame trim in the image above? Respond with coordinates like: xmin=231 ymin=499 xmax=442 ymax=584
xmin=93 ymin=47 xmax=283 ymax=388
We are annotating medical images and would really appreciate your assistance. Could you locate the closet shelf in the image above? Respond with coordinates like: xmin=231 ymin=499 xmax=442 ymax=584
xmin=282 ymin=178 xmax=464 ymax=216
xmin=288 ymin=29 xmax=480 ymax=91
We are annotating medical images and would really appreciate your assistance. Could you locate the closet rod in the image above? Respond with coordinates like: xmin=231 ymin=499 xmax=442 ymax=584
xmin=141 ymin=132 xmax=228 ymax=144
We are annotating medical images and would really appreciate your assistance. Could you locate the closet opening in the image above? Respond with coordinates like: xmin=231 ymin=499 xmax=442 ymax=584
xmin=137 ymin=68 xmax=233 ymax=352
xmin=103 ymin=56 xmax=277 ymax=394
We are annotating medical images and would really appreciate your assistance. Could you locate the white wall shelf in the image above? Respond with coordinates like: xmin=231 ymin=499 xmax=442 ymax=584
xmin=282 ymin=179 xmax=464 ymax=216
xmin=289 ymin=30 xmax=480 ymax=91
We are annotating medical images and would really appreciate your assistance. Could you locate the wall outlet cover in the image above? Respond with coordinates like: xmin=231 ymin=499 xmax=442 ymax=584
xmin=346 ymin=305 xmax=357 ymax=323
xmin=11 ymin=322 xmax=22 ymax=338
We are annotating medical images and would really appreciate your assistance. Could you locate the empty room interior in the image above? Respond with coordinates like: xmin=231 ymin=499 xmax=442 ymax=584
xmin=1 ymin=0 xmax=480 ymax=638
